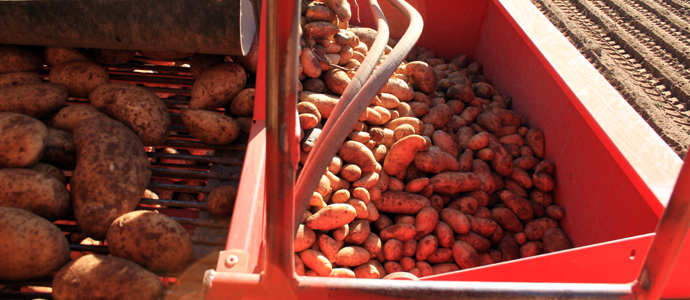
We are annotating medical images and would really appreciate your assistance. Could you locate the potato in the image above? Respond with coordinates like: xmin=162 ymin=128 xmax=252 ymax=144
xmin=71 ymin=117 xmax=151 ymax=240
xmin=525 ymin=128 xmax=545 ymax=158
xmin=0 ymin=83 xmax=68 ymax=118
xmin=0 ymin=46 xmax=43 ymax=74
xmin=384 ymin=134 xmax=429 ymax=176
xmin=344 ymin=219 xmax=371 ymax=244
xmin=41 ymin=128 xmax=76 ymax=168
xmin=50 ymin=105 xmax=110 ymax=132
xmin=107 ymin=211 xmax=193 ymax=271
xmin=190 ymin=53 xmax=226 ymax=78
xmin=306 ymin=2 xmax=337 ymax=23
xmin=338 ymin=140 xmax=377 ymax=173
xmin=301 ymin=249 xmax=333 ymax=276
xmin=374 ymin=191 xmax=430 ymax=214
xmin=190 ymin=62 xmax=247 ymax=109
xmin=49 ymin=61 xmax=108 ymax=97
xmin=354 ymin=263 xmax=381 ymax=279
xmin=402 ymin=61 xmax=437 ymax=94
xmin=92 ymin=49 xmax=136 ymax=65
xmin=306 ymin=203 xmax=356 ymax=230
xmin=299 ymin=91 xmax=339 ymax=119
xmin=230 ymin=88 xmax=255 ymax=117
xmin=336 ymin=246 xmax=371 ymax=266
xmin=207 ymin=185 xmax=238 ymax=217
xmin=440 ymin=208 xmax=470 ymax=234
xmin=429 ymin=172 xmax=481 ymax=194
xmin=466 ymin=214 xmax=498 ymax=238
xmin=330 ymin=268 xmax=356 ymax=278
xmin=380 ymin=224 xmax=416 ymax=242
xmin=416 ymin=234 xmax=439 ymax=261
xmin=28 ymin=162 xmax=67 ymax=184
xmin=90 ymin=83 xmax=170 ymax=145
xmin=543 ymin=228 xmax=573 ymax=253
xmin=414 ymin=145 xmax=460 ymax=174
xmin=0 ymin=207 xmax=70 ymax=281
xmin=497 ymin=190 xmax=533 ymax=221
xmin=427 ymin=248 xmax=454 ymax=264
xmin=0 ymin=168 xmax=70 ymax=220
xmin=0 ymin=112 xmax=48 ymax=168
xmin=524 ymin=218 xmax=559 ymax=241
xmin=181 ymin=108 xmax=241 ymax=145
xmin=382 ymin=238 xmax=404 ymax=261
xmin=520 ymin=241 xmax=544 ymax=258
xmin=52 ymin=254 xmax=163 ymax=300
xmin=0 ymin=72 xmax=42 ymax=87
xmin=304 ymin=21 xmax=340 ymax=37
xmin=452 ymin=240 xmax=480 ymax=269
xmin=43 ymin=47 xmax=91 ymax=66
xmin=324 ymin=68 xmax=350 ymax=95
xmin=497 ymin=236 xmax=520 ymax=262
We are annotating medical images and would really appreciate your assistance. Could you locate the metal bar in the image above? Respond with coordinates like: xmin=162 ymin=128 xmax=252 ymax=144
xmin=139 ymin=198 xmax=207 ymax=209
xmin=147 ymin=152 xmax=243 ymax=165
xmin=205 ymin=272 xmax=634 ymax=300
xmin=632 ymin=154 xmax=690 ymax=299
xmin=0 ymin=0 xmax=248 ymax=55
xmin=171 ymin=217 xmax=230 ymax=229
xmin=158 ymin=140 xmax=248 ymax=151
xmin=292 ymin=0 xmax=391 ymax=232
xmin=264 ymin=0 xmax=300 ymax=285
xmin=147 ymin=182 xmax=209 ymax=194
xmin=150 ymin=167 xmax=224 ymax=180
xmin=69 ymin=244 xmax=110 ymax=254
xmin=108 ymin=74 xmax=194 ymax=87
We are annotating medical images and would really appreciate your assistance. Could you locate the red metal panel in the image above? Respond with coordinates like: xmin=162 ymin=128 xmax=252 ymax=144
xmin=473 ymin=1 xmax=659 ymax=247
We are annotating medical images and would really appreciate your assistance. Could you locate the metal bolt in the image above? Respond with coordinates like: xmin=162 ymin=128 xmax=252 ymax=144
xmin=224 ymin=254 xmax=239 ymax=268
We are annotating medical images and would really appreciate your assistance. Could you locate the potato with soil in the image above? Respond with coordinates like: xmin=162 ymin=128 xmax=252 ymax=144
xmin=0 ymin=83 xmax=68 ymax=118
xmin=0 ymin=72 xmax=42 ymax=87
xmin=52 ymin=254 xmax=163 ymax=300
xmin=28 ymin=163 xmax=68 ymax=184
xmin=92 ymin=49 xmax=136 ymax=65
xmin=0 ymin=168 xmax=70 ymax=221
xmin=190 ymin=62 xmax=247 ymax=110
xmin=107 ymin=211 xmax=193 ymax=271
xmin=41 ymin=128 xmax=77 ymax=168
xmin=0 ymin=46 xmax=43 ymax=74
xmin=230 ymin=88 xmax=256 ymax=117
xmin=0 ymin=207 xmax=70 ymax=281
xmin=44 ymin=47 xmax=91 ymax=66
xmin=0 ymin=112 xmax=48 ymax=168
xmin=181 ymin=108 xmax=241 ymax=145
xmin=207 ymin=185 xmax=238 ymax=217
xmin=71 ymin=117 xmax=151 ymax=240
xmin=50 ymin=105 xmax=110 ymax=132
xmin=49 ymin=61 xmax=109 ymax=97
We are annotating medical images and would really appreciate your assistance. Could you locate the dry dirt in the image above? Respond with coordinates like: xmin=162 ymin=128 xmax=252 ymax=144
xmin=531 ymin=0 xmax=690 ymax=157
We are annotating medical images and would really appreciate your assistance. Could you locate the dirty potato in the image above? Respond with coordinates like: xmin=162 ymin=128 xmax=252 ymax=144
xmin=49 ymin=61 xmax=109 ymax=97
xmin=0 ymin=83 xmax=68 ymax=118
xmin=190 ymin=62 xmax=247 ymax=109
xmin=0 ymin=168 xmax=70 ymax=221
xmin=0 ymin=112 xmax=48 ymax=168
xmin=181 ymin=108 xmax=241 ymax=145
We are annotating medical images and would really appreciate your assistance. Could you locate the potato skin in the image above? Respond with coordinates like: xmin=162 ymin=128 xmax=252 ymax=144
xmin=0 ymin=168 xmax=70 ymax=221
xmin=207 ymin=185 xmax=238 ymax=217
xmin=107 ymin=211 xmax=193 ymax=271
xmin=52 ymin=254 xmax=163 ymax=300
xmin=0 ymin=207 xmax=70 ymax=281
xmin=0 ymin=83 xmax=68 ymax=118
xmin=0 ymin=46 xmax=43 ymax=74
xmin=190 ymin=62 xmax=247 ymax=110
xmin=50 ymin=105 xmax=110 ymax=132
xmin=0 ymin=112 xmax=47 ymax=168
xmin=41 ymin=128 xmax=76 ymax=168
xmin=49 ymin=61 xmax=109 ymax=97
xmin=44 ymin=47 xmax=91 ymax=66
xmin=181 ymin=108 xmax=241 ymax=145
xmin=92 ymin=49 xmax=136 ymax=65
xmin=0 ymin=72 xmax=42 ymax=87
xmin=89 ymin=83 xmax=170 ymax=145
xmin=71 ymin=117 xmax=151 ymax=240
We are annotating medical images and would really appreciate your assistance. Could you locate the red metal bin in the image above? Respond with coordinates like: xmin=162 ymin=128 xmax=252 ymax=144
xmin=213 ymin=0 xmax=690 ymax=299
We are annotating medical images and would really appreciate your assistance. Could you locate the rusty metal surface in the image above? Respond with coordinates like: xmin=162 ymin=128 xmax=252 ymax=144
xmin=0 ymin=0 xmax=250 ymax=55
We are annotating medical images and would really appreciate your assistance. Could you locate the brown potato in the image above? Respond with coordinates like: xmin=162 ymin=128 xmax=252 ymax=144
xmin=520 ymin=241 xmax=544 ymax=258
xmin=336 ymin=246 xmax=371 ymax=266
xmin=207 ymin=185 xmax=238 ymax=217
xmin=300 ymin=249 xmax=333 ymax=276
xmin=0 ymin=46 xmax=43 ymax=74
xmin=90 ymin=83 xmax=170 ymax=145
xmin=380 ymin=224 xmax=416 ymax=242
xmin=374 ymin=190 xmax=430 ymax=214
xmin=0 ymin=72 xmax=42 ymax=87
xmin=524 ymin=218 xmax=559 ymax=241
xmin=50 ymin=105 xmax=109 ymax=132
xmin=190 ymin=53 xmax=226 ymax=78
xmin=402 ymin=61 xmax=437 ymax=94
xmin=41 ymin=128 xmax=76 ymax=168
xmin=344 ymin=219 xmax=371 ymax=245
xmin=52 ymin=254 xmax=163 ymax=300
xmin=49 ymin=61 xmax=108 ymax=97
xmin=415 ymin=145 xmax=460 ymax=174
xmin=0 ymin=207 xmax=70 ymax=281
xmin=0 ymin=168 xmax=70 ymax=220
xmin=304 ymin=21 xmax=340 ymax=37
xmin=107 ymin=211 xmax=193 ymax=271
xmin=382 ymin=238 xmax=404 ymax=261
xmin=44 ymin=47 xmax=91 ymax=66
xmin=181 ymin=108 xmax=241 ymax=146
xmin=92 ymin=49 xmax=136 ymax=65
xmin=229 ymin=88 xmax=255 ymax=117
xmin=306 ymin=203 xmax=357 ymax=230
xmin=0 ymin=112 xmax=48 ymax=168
xmin=28 ymin=163 xmax=67 ymax=184
xmin=0 ymin=83 xmax=68 ymax=118
xmin=338 ymin=140 xmax=377 ymax=173
xmin=440 ymin=208 xmax=470 ymax=234
xmin=429 ymin=172 xmax=481 ymax=194
xmin=543 ymin=228 xmax=573 ymax=253
xmin=190 ymin=62 xmax=247 ymax=109
xmin=525 ymin=128 xmax=545 ymax=158
xmin=71 ymin=117 xmax=151 ymax=240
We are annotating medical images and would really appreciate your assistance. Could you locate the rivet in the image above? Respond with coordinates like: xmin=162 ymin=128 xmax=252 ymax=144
xmin=225 ymin=254 xmax=239 ymax=268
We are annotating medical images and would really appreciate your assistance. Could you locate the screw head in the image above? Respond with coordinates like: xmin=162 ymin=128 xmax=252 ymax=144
xmin=224 ymin=254 xmax=239 ymax=268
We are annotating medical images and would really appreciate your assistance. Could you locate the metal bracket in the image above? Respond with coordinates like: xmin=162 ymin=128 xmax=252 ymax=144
xmin=215 ymin=249 xmax=250 ymax=273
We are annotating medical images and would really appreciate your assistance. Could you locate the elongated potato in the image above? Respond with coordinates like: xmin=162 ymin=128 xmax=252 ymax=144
xmin=181 ymin=108 xmax=241 ymax=145
xmin=230 ymin=88 xmax=255 ymax=117
xmin=306 ymin=203 xmax=357 ymax=230
xmin=0 ymin=72 xmax=42 ymax=87
xmin=299 ymin=91 xmax=339 ymax=119
xmin=374 ymin=190 xmax=430 ymax=214
xmin=338 ymin=140 xmax=377 ymax=173
xmin=429 ymin=172 xmax=481 ymax=194
xmin=52 ymin=254 xmax=163 ymax=300
xmin=0 ymin=207 xmax=70 ymax=281
xmin=336 ymin=246 xmax=371 ymax=266
xmin=0 ymin=83 xmax=68 ymax=118
xmin=300 ymin=249 xmax=333 ymax=276
xmin=71 ymin=117 xmax=151 ymax=240
xmin=49 ymin=61 xmax=109 ymax=97
xmin=190 ymin=62 xmax=247 ymax=109
xmin=44 ymin=47 xmax=91 ymax=66
xmin=0 ymin=112 xmax=48 ymax=168
xmin=50 ymin=105 xmax=110 ymax=132
xmin=107 ymin=211 xmax=193 ymax=271
xmin=0 ymin=168 xmax=70 ymax=221
xmin=29 ymin=162 xmax=68 ymax=184
xmin=0 ymin=46 xmax=43 ymax=74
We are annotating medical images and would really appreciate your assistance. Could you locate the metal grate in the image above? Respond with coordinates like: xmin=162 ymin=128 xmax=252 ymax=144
xmin=0 ymin=54 xmax=250 ymax=300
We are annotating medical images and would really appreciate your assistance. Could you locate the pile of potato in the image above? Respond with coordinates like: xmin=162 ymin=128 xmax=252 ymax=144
xmin=294 ymin=0 xmax=573 ymax=279
xmin=0 ymin=44 xmax=255 ymax=300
